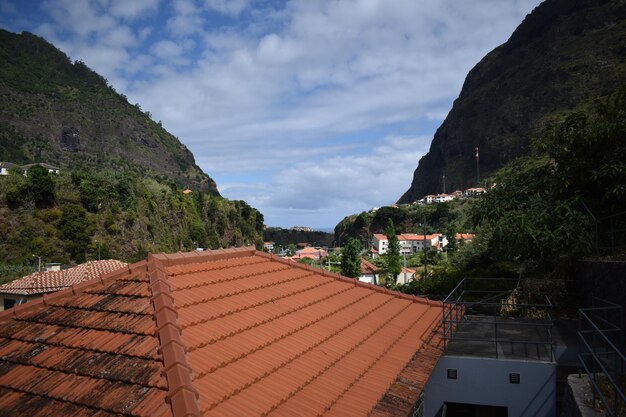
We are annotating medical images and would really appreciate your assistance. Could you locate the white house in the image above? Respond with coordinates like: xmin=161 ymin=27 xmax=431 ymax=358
xmin=396 ymin=267 xmax=416 ymax=285
xmin=358 ymin=258 xmax=380 ymax=285
xmin=0 ymin=162 xmax=17 ymax=176
xmin=399 ymin=233 xmax=448 ymax=253
xmin=424 ymin=195 xmax=436 ymax=204
xmin=463 ymin=187 xmax=487 ymax=197
xmin=22 ymin=163 xmax=61 ymax=176
xmin=263 ymin=242 xmax=274 ymax=252
xmin=434 ymin=193 xmax=454 ymax=203
xmin=372 ymin=233 xmax=448 ymax=257
xmin=371 ymin=234 xmax=389 ymax=257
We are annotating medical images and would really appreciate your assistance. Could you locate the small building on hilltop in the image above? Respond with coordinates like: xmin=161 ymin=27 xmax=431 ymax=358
xmin=0 ymin=162 xmax=17 ymax=175
xmin=21 ymin=162 xmax=61 ymax=175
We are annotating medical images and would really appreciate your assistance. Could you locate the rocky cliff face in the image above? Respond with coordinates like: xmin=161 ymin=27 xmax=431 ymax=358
xmin=0 ymin=30 xmax=219 ymax=195
xmin=398 ymin=0 xmax=626 ymax=203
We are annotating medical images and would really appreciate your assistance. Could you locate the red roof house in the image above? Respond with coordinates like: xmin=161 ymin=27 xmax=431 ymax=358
xmin=0 ymin=247 xmax=443 ymax=417
xmin=0 ymin=259 xmax=127 ymax=310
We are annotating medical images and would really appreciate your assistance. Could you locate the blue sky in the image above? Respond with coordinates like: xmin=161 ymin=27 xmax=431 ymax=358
xmin=0 ymin=0 xmax=542 ymax=229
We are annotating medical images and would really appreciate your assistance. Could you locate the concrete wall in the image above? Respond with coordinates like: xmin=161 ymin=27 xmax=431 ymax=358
xmin=424 ymin=356 xmax=556 ymax=417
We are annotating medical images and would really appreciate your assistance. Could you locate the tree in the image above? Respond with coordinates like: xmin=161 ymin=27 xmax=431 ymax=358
xmin=60 ymin=204 xmax=91 ymax=262
xmin=341 ymin=238 xmax=362 ymax=278
xmin=384 ymin=219 xmax=401 ymax=287
xmin=468 ymin=90 xmax=626 ymax=271
xmin=27 ymin=165 xmax=55 ymax=206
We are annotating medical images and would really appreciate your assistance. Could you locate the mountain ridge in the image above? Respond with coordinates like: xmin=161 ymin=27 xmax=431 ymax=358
xmin=398 ymin=0 xmax=626 ymax=203
xmin=0 ymin=29 xmax=219 ymax=194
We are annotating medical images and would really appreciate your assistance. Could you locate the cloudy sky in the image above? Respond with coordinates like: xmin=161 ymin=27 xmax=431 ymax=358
xmin=1 ymin=0 xmax=542 ymax=229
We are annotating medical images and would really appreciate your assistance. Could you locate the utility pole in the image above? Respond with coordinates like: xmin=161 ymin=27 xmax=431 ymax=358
xmin=422 ymin=215 xmax=428 ymax=277
xmin=475 ymin=146 xmax=480 ymax=186
xmin=95 ymin=240 xmax=101 ymax=261
xmin=403 ymin=253 xmax=407 ymax=283
xmin=32 ymin=255 xmax=41 ymax=272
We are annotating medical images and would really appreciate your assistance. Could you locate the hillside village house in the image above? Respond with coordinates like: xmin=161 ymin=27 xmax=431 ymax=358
xmin=372 ymin=233 xmax=448 ymax=258
xmin=0 ymin=247 xmax=444 ymax=417
xmin=463 ymin=187 xmax=487 ymax=197
xmin=288 ymin=246 xmax=327 ymax=261
xmin=263 ymin=241 xmax=274 ymax=252
xmin=0 ymin=162 xmax=61 ymax=176
xmin=396 ymin=266 xmax=417 ymax=285
xmin=434 ymin=194 xmax=454 ymax=203
xmin=358 ymin=258 xmax=380 ymax=285
xmin=21 ymin=162 xmax=61 ymax=175
xmin=455 ymin=233 xmax=475 ymax=243
xmin=0 ymin=162 xmax=17 ymax=175
xmin=0 ymin=259 xmax=127 ymax=310
xmin=416 ymin=186 xmax=490 ymax=204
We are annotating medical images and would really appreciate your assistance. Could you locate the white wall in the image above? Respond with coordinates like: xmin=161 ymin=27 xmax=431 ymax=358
xmin=424 ymin=356 xmax=556 ymax=417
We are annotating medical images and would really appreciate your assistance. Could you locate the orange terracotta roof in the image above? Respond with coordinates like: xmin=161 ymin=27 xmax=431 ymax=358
xmin=0 ymin=247 xmax=443 ymax=417
xmin=398 ymin=233 xmax=439 ymax=241
xmin=0 ymin=260 xmax=127 ymax=295
xmin=361 ymin=258 xmax=379 ymax=274
xmin=455 ymin=233 xmax=475 ymax=241
xmin=370 ymin=324 xmax=444 ymax=416
xmin=373 ymin=234 xmax=387 ymax=241
xmin=0 ymin=261 xmax=171 ymax=417
xmin=297 ymin=246 xmax=325 ymax=254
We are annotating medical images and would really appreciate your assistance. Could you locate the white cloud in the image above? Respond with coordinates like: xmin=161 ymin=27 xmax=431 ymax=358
xmin=219 ymin=135 xmax=431 ymax=227
xmin=203 ymin=0 xmax=250 ymax=17
xmin=108 ymin=0 xmax=159 ymax=19
xmin=41 ymin=0 xmax=117 ymax=38
xmin=150 ymin=40 xmax=185 ymax=60
xmin=16 ymin=0 xmax=542 ymax=227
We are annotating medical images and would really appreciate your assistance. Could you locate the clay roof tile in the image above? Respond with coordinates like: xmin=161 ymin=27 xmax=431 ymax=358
xmin=0 ymin=247 xmax=443 ymax=417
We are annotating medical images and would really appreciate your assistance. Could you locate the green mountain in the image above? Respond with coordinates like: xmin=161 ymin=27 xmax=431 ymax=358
xmin=398 ymin=0 xmax=626 ymax=203
xmin=0 ymin=29 xmax=217 ymax=193
xmin=0 ymin=30 xmax=266 ymax=271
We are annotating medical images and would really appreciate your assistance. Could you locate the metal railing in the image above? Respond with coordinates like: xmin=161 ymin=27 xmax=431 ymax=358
xmin=443 ymin=277 xmax=554 ymax=361
xmin=578 ymin=297 xmax=625 ymax=417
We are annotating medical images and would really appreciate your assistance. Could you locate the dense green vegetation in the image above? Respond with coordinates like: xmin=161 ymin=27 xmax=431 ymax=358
xmin=0 ymin=169 xmax=264 ymax=271
xmin=263 ymin=227 xmax=334 ymax=248
xmin=334 ymin=200 xmax=469 ymax=247
xmin=470 ymin=89 xmax=626 ymax=272
xmin=340 ymin=238 xmax=361 ymax=279
xmin=340 ymin=89 xmax=626 ymax=299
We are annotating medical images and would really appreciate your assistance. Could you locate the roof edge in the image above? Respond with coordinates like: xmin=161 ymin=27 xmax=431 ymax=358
xmin=0 ymin=262 xmax=142 ymax=323
xmin=147 ymin=256 xmax=201 ymax=417
xmin=150 ymin=246 xmax=256 ymax=267
xmin=256 ymin=251 xmax=442 ymax=307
